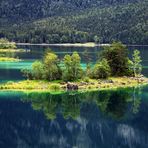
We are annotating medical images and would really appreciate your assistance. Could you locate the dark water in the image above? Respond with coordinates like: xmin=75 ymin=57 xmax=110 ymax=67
xmin=0 ymin=45 xmax=148 ymax=148
xmin=0 ymin=87 xmax=148 ymax=148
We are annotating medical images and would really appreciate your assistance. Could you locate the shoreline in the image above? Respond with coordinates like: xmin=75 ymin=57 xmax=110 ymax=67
xmin=16 ymin=42 xmax=148 ymax=47
xmin=0 ymin=77 xmax=147 ymax=93
xmin=16 ymin=42 xmax=109 ymax=47
xmin=0 ymin=48 xmax=30 ymax=53
xmin=0 ymin=57 xmax=21 ymax=62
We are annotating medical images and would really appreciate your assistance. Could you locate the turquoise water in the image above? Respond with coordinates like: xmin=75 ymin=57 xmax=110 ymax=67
xmin=0 ymin=60 xmax=33 ymax=69
xmin=0 ymin=45 xmax=148 ymax=81
xmin=0 ymin=45 xmax=148 ymax=148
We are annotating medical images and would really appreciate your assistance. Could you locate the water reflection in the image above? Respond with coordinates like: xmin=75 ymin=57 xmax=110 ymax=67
xmin=0 ymin=86 xmax=147 ymax=148
xmin=23 ymin=87 xmax=142 ymax=120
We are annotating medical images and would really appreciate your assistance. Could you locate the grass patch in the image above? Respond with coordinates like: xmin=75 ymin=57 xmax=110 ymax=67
xmin=0 ymin=57 xmax=21 ymax=62
xmin=0 ymin=49 xmax=29 ymax=53
xmin=49 ymin=84 xmax=61 ymax=91
xmin=0 ymin=77 xmax=147 ymax=93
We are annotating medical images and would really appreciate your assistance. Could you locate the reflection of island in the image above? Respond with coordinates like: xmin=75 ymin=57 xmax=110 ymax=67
xmin=0 ymin=86 xmax=148 ymax=148
xmin=0 ymin=38 xmax=28 ymax=62
xmin=23 ymin=87 xmax=142 ymax=120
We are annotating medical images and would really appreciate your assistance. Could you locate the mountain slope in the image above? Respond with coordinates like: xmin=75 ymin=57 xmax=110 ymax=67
xmin=0 ymin=0 xmax=147 ymax=44
xmin=0 ymin=0 xmax=139 ymax=23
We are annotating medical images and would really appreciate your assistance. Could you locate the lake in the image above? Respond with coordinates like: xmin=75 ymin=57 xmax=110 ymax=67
xmin=1 ymin=45 xmax=148 ymax=82
xmin=0 ymin=45 xmax=148 ymax=148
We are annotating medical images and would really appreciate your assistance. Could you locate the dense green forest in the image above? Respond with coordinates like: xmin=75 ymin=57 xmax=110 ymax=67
xmin=0 ymin=0 xmax=147 ymax=44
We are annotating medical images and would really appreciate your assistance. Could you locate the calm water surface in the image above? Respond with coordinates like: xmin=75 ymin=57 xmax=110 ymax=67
xmin=0 ymin=87 xmax=148 ymax=148
xmin=0 ymin=45 xmax=148 ymax=148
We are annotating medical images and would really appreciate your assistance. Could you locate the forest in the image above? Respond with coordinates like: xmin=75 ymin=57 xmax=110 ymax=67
xmin=0 ymin=0 xmax=147 ymax=44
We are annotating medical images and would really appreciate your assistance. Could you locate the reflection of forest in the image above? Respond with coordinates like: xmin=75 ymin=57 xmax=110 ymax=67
xmin=23 ymin=87 xmax=142 ymax=120
xmin=0 ymin=86 xmax=146 ymax=148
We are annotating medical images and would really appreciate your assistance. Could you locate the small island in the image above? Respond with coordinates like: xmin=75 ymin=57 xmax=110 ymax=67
xmin=0 ymin=38 xmax=28 ymax=62
xmin=0 ymin=41 xmax=147 ymax=92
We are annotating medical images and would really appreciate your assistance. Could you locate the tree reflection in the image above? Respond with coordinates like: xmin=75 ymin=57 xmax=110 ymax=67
xmin=132 ymin=86 xmax=142 ymax=114
xmin=22 ymin=87 xmax=142 ymax=120
xmin=105 ymin=90 xmax=130 ymax=119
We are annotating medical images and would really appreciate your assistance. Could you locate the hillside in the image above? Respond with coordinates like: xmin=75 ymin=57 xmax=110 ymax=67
xmin=0 ymin=0 xmax=139 ymax=23
xmin=0 ymin=0 xmax=147 ymax=44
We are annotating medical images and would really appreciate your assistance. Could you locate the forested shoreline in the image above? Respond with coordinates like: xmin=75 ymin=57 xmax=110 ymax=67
xmin=0 ymin=0 xmax=147 ymax=44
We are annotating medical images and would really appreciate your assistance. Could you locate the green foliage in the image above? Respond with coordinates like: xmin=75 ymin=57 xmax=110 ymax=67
xmin=0 ymin=38 xmax=16 ymax=49
xmin=22 ymin=51 xmax=62 ymax=81
xmin=49 ymin=84 xmax=61 ymax=91
xmin=43 ymin=52 xmax=62 ymax=81
xmin=62 ymin=52 xmax=83 ymax=81
xmin=21 ymin=43 xmax=143 ymax=82
xmin=0 ymin=0 xmax=138 ymax=23
xmin=83 ymin=77 xmax=90 ymax=83
xmin=132 ymin=49 xmax=142 ymax=77
xmin=93 ymin=58 xmax=111 ymax=79
xmin=94 ymin=35 xmax=100 ymax=43
xmin=21 ymin=69 xmax=33 ymax=80
xmin=32 ymin=61 xmax=44 ymax=80
xmin=101 ymin=42 xmax=130 ymax=76
xmin=0 ymin=0 xmax=147 ymax=44
xmin=85 ymin=63 xmax=93 ymax=78
xmin=82 ymin=50 xmax=93 ymax=64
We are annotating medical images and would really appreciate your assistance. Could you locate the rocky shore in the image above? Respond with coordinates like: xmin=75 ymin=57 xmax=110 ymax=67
xmin=0 ymin=76 xmax=147 ymax=93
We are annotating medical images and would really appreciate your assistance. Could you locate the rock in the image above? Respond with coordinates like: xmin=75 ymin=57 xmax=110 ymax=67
xmin=121 ymin=82 xmax=126 ymax=85
xmin=138 ymin=78 xmax=145 ymax=83
xmin=67 ymin=82 xmax=78 ymax=91
xmin=80 ymin=82 xmax=88 ymax=85
xmin=60 ymin=82 xmax=66 ymax=85
xmin=102 ymin=79 xmax=114 ymax=83
xmin=89 ymin=82 xmax=95 ymax=85
xmin=61 ymin=85 xmax=67 ymax=89
xmin=137 ymin=74 xmax=144 ymax=78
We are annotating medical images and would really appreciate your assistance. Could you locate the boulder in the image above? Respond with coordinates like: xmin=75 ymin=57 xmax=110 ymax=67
xmin=67 ymin=82 xmax=78 ymax=91
xmin=101 ymin=79 xmax=114 ymax=84
xmin=80 ymin=82 xmax=88 ymax=85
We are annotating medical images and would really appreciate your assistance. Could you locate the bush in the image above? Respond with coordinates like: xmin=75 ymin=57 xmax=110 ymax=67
xmin=0 ymin=38 xmax=16 ymax=49
xmin=32 ymin=61 xmax=44 ymax=80
xmin=93 ymin=58 xmax=111 ymax=79
xmin=43 ymin=52 xmax=62 ymax=81
xmin=62 ymin=52 xmax=83 ymax=81
xmin=101 ymin=42 xmax=130 ymax=76
xmin=21 ymin=69 xmax=33 ymax=80
xmin=83 ymin=77 xmax=90 ymax=82
xmin=49 ymin=84 xmax=60 ymax=91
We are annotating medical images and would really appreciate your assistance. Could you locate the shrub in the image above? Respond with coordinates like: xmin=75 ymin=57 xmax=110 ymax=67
xmin=62 ymin=52 xmax=83 ymax=81
xmin=32 ymin=61 xmax=44 ymax=80
xmin=21 ymin=69 xmax=33 ymax=80
xmin=49 ymin=84 xmax=60 ymax=91
xmin=43 ymin=52 xmax=62 ymax=81
xmin=101 ymin=42 xmax=130 ymax=76
xmin=0 ymin=38 xmax=16 ymax=49
xmin=83 ymin=77 xmax=90 ymax=82
xmin=93 ymin=58 xmax=111 ymax=79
